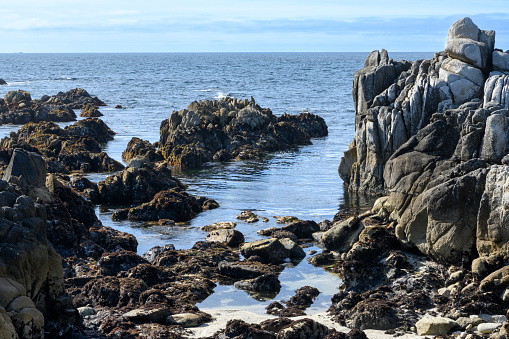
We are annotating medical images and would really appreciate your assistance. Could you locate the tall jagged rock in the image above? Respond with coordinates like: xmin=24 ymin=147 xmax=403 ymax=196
xmin=340 ymin=17 xmax=495 ymax=195
xmin=340 ymin=17 xmax=509 ymax=265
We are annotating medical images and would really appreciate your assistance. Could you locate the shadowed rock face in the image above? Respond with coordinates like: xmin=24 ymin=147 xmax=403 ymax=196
xmin=337 ymin=17 xmax=509 ymax=266
xmin=0 ymin=149 xmax=68 ymax=338
xmin=159 ymin=97 xmax=328 ymax=169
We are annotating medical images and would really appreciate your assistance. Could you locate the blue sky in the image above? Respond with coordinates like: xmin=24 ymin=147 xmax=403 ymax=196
xmin=1 ymin=0 xmax=508 ymax=53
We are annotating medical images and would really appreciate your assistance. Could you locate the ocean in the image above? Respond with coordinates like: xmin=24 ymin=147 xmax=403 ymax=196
xmin=0 ymin=52 xmax=433 ymax=314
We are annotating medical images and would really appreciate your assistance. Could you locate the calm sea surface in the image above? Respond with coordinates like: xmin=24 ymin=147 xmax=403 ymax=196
xmin=0 ymin=52 xmax=432 ymax=313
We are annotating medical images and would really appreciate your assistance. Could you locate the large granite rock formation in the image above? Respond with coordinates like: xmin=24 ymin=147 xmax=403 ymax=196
xmin=339 ymin=17 xmax=509 ymax=266
xmin=159 ymin=97 xmax=328 ymax=168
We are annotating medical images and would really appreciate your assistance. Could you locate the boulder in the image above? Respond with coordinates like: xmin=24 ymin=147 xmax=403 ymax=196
xmin=206 ymin=229 xmax=245 ymax=247
xmin=493 ymin=50 xmax=509 ymax=72
xmin=439 ymin=58 xmax=483 ymax=105
xmin=3 ymin=149 xmax=46 ymax=187
xmin=4 ymin=90 xmax=31 ymax=104
xmin=98 ymin=165 xmax=183 ymax=204
xmin=415 ymin=316 xmax=457 ymax=335
xmin=280 ymin=220 xmax=320 ymax=239
xmin=79 ymin=103 xmax=103 ymax=117
xmin=167 ymin=313 xmax=211 ymax=328
xmin=122 ymin=137 xmax=163 ymax=162
xmin=444 ymin=17 xmax=494 ymax=71
xmin=321 ymin=217 xmax=362 ymax=252
xmin=123 ymin=307 xmax=171 ymax=324
xmin=200 ymin=221 xmax=236 ymax=232
xmin=64 ymin=118 xmax=115 ymax=143
xmin=234 ymin=273 xmax=281 ymax=294
xmin=0 ymin=79 xmax=6 ymax=85
xmin=477 ymin=322 xmax=502 ymax=334
xmin=240 ymin=238 xmax=304 ymax=264
xmin=111 ymin=188 xmax=218 ymax=222
xmin=276 ymin=318 xmax=332 ymax=339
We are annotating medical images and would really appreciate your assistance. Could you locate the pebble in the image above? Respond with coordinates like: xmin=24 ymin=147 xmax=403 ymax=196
xmin=307 ymin=250 xmax=317 ymax=255
xmin=77 ymin=306 xmax=95 ymax=317
xmin=477 ymin=322 xmax=501 ymax=334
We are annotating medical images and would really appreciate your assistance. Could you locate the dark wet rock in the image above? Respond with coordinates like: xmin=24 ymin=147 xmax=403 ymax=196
xmin=308 ymin=251 xmax=337 ymax=267
xmin=331 ymin=224 xmax=407 ymax=292
xmin=76 ymin=276 xmax=148 ymax=308
xmin=206 ymin=228 xmax=245 ymax=247
xmin=266 ymin=286 xmax=320 ymax=317
xmin=236 ymin=210 xmax=260 ymax=223
xmin=112 ymin=188 xmax=218 ymax=222
xmin=218 ymin=260 xmax=283 ymax=280
xmin=122 ymin=137 xmax=163 ymax=162
xmin=276 ymin=318 xmax=332 ymax=339
xmin=97 ymin=251 xmax=149 ymax=276
xmin=2 ymin=148 xmax=46 ymax=187
xmin=142 ymin=244 xmax=176 ymax=263
xmin=0 ymin=88 xmax=105 ymax=125
xmin=259 ymin=220 xmax=319 ymax=242
xmin=208 ymin=319 xmax=275 ymax=339
xmin=241 ymin=238 xmax=305 ymax=264
xmin=69 ymin=176 xmax=99 ymax=203
xmin=79 ymin=103 xmax=103 ymax=117
xmin=159 ymin=97 xmax=327 ymax=168
xmin=0 ymin=120 xmax=123 ymax=174
xmin=97 ymin=163 xmax=183 ymax=205
xmin=259 ymin=317 xmax=293 ymax=333
xmin=321 ymin=216 xmax=362 ymax=252
xmin=65 ymin=118 xmax=115 ymax=143
xmin=0 ymin=79 xmax=6 ymax=85
xmin=280 ymin=220 xmax=320 ymax=239
xmin=40 ymin=88 xmax=106 ymax=109
xmin=234 ymin=273 xmax=281 ymax=295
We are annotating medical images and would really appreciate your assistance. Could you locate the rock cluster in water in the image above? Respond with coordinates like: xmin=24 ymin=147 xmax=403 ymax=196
xmin=0 ymin=84 xmax=336 ymax=337
xmin=0 ymin=88 xmax=104 ymax=125
xmin=0 ymin=119 xmax=123 ymax=174
xmin=158 ymin=97 xmax=328 ymax=168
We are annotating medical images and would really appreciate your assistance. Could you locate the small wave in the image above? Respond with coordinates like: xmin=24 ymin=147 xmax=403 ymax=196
xmin=7 ymin=81 xmax=31 ymax=86
xmin=213 ymin=92 xmax=230 ymax=99
xmin=52 ymin=77 xmax=78 ymax=81
xmin=194 ymin=89 xmax=220 ymax=92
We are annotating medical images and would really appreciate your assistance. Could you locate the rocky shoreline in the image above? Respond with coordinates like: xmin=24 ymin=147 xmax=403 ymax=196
xmin=1 ymin=16 xmax=509 ymax=339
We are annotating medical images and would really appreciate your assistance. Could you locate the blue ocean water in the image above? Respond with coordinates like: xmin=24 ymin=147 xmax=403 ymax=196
xmin=0 ymin=52 xmax=433 ymax=313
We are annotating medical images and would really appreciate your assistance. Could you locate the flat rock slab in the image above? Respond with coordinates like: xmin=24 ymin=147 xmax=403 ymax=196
xmin=477 ymin=322 xmax=502 ymax=334
xmin=416 ymin=316 xmax=457 ymax=335
xmin=167 ymin=313 xmax=209 ymax=328
xmin=123 ymin=307 xmax=170 ymax=324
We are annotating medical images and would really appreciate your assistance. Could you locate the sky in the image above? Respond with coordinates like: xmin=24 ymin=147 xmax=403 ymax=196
xmin=1 ymin=0 xmax=508 ymax=53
